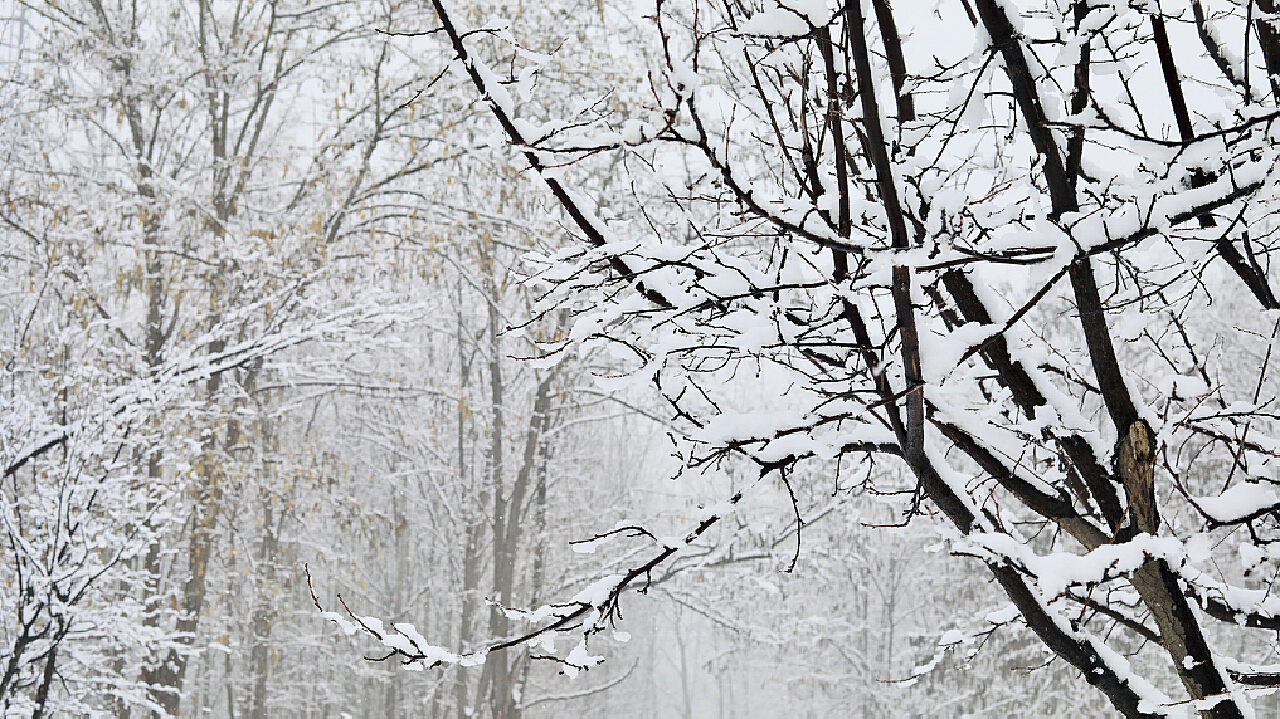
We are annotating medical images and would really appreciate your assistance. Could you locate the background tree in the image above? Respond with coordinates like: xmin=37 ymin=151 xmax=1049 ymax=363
xmin=0 ymin=0 xmax=448 ymax=712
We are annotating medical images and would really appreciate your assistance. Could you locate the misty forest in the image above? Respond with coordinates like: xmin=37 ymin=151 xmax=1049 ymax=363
xmin=6 ymin=0 xmax=1280 ymax=715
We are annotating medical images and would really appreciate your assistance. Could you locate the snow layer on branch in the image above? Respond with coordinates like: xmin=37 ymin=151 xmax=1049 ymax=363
xmin=572 ymin=574 xmax=626 ymax=607
xmin=1183 ymin=565 xmax=1280 ymax=625
xmin=741 ymin=0 xmax=831 ymax=37
xmin=690 ymin=409 xmax=808 ymax=445
xmin=1196 ymin=483 xmax=1280 ymax=524
xmin=968 ymin=533 xmax=1185 ymax=597
xmin=321 ymin=612 xmax=359 ymax=636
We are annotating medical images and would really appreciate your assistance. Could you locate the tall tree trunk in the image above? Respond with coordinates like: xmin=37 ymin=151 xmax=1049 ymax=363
xmin=453 ymin=273 xmax=480 ymax=719
xmin=249 ymin=482 xmax=280 ymax=718
xmin=384 ymin=487 xmax=409 ymax=719
xmin=675 ymin=611 xmax=693 ymax=719
xmin=480 ymin=236 xmax=511 ymax=718
xmin=508 ymin=394 xmax=555 ymax=719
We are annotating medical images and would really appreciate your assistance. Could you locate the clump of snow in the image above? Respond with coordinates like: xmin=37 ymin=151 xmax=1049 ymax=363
xmin=1158 ymin=374 xmax=1210 ymax=399
xmin=620 ymin=119 xmax=655 ymax=145
xmin=1185 ymin=533 xmax=1213 ymax=564
xmin=1240 ymin=543 xmax=1266 ymax=571
xmin=741 ymin=0 xmax=827 ymax=37
xmin=572 ymin=574 xmax=625 ymax=607
xmin=563 ymin=640 xmax=604 ymax=679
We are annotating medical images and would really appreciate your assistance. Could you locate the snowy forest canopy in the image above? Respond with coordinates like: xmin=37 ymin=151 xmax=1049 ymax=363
xmin=4 ymin=0 xmax=1280 ymax=716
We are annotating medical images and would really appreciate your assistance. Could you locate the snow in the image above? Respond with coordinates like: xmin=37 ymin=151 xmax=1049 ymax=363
xmin=1158 ymin=374 xmax=1210 ymax=399
xmin=967 ymin=532 xmax=1185 ymax=598
xmin=620 ymin=119 xmax=654 ymax=145
xmin=1197 ymin=483 xmax=1280 ymax=523
xmin=741 ymin=8 xmax=810 ymax=37
xmin=741 ymin=0 xmax=832 ymax=36
xmin=322 ymin=612 xmax=359 ymax=636
xmin=572 ymin=575 xmax=626 ymax=607
xmin=1240 ymin=543 xmax=1266 ymax=570
xmin=563 ymin=641 xmax=604 ymax=679
xmin=984 ymin=606 xmax=1020 ymax=624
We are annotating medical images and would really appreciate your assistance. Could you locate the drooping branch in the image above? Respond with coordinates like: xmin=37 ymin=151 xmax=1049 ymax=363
xmin=427 ymin=0 xmax=672 ymax=309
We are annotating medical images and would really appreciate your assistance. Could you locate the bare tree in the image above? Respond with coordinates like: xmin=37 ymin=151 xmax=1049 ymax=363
xmin=320 ymin=0 xmax=1280 ymax=715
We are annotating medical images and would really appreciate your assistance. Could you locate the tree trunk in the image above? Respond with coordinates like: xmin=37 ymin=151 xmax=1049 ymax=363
xmin=454 ymin=273 xmax=480 ymax=719
xmin=481 ymin=241 xmax=511 ymax=718
xmin=249 ymin=487 xmax=279 ymax=719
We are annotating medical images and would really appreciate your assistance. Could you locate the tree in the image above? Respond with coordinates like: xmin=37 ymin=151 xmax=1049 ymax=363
xmin=323 ymin=0 xmax=1280 ymax=715
xmin=0 ymin=0 xmax=444 ymax=712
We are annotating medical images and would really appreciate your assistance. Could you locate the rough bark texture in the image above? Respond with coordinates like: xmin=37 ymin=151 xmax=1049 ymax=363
xmin=1116 ymin=420 xmax=1159 ymax=536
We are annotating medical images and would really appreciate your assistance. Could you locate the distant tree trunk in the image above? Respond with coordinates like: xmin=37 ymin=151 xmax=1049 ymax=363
xmin=137 ymin=210 xmax=171 ymax=713
xmin=489 ymin=369 xmax=555 ymax=719
xmin=479 ymin=235 xmax=511 ymax=718
xmin=454 ymin=273 xmax=480 ymax=719
xmin=509 ymin=398 xmax=555 ymax=717
xmin=137 ymin=2 xmax=241 ymax=700
xmin=385 ymin=486 xmax=409 ymax=719
xmin=226 ymin=652 xmax=237 ymax=719
xmin=675 ymin=611 xmax=693 ymax=719
xmin=249 ymin=478 xmax=280 ymax=717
